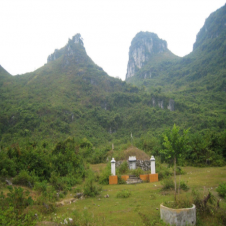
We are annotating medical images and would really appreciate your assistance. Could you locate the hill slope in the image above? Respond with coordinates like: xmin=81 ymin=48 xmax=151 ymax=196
xmin=125 ymin=4 xmax=226 ymax=133
xmin=0 ymin=5 xmax=226 ymax=148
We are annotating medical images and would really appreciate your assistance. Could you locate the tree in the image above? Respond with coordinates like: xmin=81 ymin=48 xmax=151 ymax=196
xmin=160 ymin=124 xmax=189 ymax=199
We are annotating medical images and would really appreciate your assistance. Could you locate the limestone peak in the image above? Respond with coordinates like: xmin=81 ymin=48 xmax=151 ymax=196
xmin=126 ymin=32 xmax=168 ymax=80
xmin=47 ymin=33 xmax=84 ymax=63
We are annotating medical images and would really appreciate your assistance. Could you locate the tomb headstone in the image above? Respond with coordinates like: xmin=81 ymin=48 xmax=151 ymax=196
xmin=129 ymin=156 xmax=136 ymax=170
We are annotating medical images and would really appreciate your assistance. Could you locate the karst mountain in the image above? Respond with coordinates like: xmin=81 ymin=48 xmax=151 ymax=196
xmin=0 ymin=4 xmax=226 ymax=146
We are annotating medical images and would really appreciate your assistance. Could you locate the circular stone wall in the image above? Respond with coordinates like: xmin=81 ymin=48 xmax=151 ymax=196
xmin=160 ymin=204 xmax=196 ymax=226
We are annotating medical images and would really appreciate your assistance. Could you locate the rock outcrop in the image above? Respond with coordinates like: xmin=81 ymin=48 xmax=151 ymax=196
xmin=126 ymin=32 xmax=168 ymax=80
xmin=152 ymin=96 xmax=175 ymax=111
xmin=47 ymin=34 xmax=84 ymax=63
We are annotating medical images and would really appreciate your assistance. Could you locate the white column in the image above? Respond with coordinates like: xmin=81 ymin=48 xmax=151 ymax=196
xmin=111 ymin=158 xmax=116 ymax=176
xmin=150 ymin=156 xmax=156 ymax=174
xmin=129 ymin=156 xmax=136 ymax=170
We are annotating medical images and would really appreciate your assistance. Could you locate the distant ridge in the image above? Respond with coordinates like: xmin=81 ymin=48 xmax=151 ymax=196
xmin=0 ymin=64 xmax=11 ymax=77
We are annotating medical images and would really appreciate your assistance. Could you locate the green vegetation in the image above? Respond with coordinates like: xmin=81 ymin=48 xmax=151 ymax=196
xmin=83 ymin=170 xmax=102 ymax=197
xmin=0 ymin=4 xmax=226 ymax=225
xmin=216 ymin=182 xmax=226 ymax=198
xmin=0 ymin=186 xmax=36 ymax=226
xmin=161 ymin=178 xmax=174 ymax=190
xmin=116 ymin=189 xmax=131 ymax=198
xmin=160 ymin=124 xmax=189 ymax=197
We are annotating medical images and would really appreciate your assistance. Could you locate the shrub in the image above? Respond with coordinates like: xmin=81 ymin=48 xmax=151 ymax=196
xmin=36 ymin=200 xmax=56 ymax=214
xmin=176 ymin=166 xmax=186 ymax=175
xmin=99 ymin=162 xmax=111 ymax=185
xmin=161 ymin=178 xmax=174 ymax=190
xmin=34 ymin=180 xmax=48 ymax=193
xmin=71 ymin=209 xmax=104 ymax=225
xmin=84 ymin=170 xmax=101 ymax=197
xmin=74 ymin=186 xmax=82 ymax=193
xmin=116 ymin=189 xmax=131 ymax=198
xmin=36 ymin=185 xmax=58 ymax=202
xmin=164 ymin=194 xmax=193 ymax=208
xmin=49 ymin=171 xmax=66 ymax=190
xmin=1 ymin=186 xmax=33 ymax=210
xmin=61 ymin=174 xmax=83 ymax=187
xmin=216 ymin=182 xmax=226 ymax=198
xmin=12 ymin=170 xmax=37 ymax=187
xmin=156 ymin=163 xmax=172 ymax=180
xmin=118 ymin=175 xmax=126 ymax=184
xmin=180 ymin=180 xmax=189 ymax=191
xmin=0 ymin=153 xmax=17 ymax=177
xmin=117 ymin=161 xmax=129 ymax=175
xmin=0 ymin=186 xmax=36 ymax=225
xmin=192 ymin=189 xmax=217 ymax=214
xmin=130 ymin=168 xmax=144 ymax=177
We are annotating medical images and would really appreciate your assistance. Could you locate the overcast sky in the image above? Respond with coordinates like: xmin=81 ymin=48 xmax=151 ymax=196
xmin=0 ymin=0 xmax=225 ymax=80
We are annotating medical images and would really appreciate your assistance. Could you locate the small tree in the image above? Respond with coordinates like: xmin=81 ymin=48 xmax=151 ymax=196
xmin=160 ymin=124 xmax=189 ymax=200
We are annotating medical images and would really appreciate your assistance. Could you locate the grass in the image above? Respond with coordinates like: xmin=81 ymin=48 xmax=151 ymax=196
xmin=49 ymin=165 xmax=226 ymax=225
xmin=1 ymin=165 xmax=226 ymax=225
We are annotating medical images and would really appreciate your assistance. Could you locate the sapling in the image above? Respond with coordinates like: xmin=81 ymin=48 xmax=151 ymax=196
xmin=160 ymin=124 xmax=189 ymax=200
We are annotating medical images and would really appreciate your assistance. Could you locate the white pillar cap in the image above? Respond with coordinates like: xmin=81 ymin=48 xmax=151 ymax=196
xmin=111 ymin=158 xmax=116 ymax=163
xmin=129 ymin=156 xmax=136 ymax=161
xmin=150 ymin=156 xmax=155 ymax=161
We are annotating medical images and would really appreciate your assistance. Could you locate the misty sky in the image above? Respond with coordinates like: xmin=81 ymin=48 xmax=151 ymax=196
xmin=0 ymin=0 xmax=225 ymax=80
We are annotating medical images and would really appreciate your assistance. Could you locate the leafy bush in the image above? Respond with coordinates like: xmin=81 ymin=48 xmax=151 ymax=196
xmin=117 ymin=161 xmax=129 ymax=175
xmin=35 ymin=199 xmax=56 ymax=214
xmin=161 ymin=178 xmax=174 ymax=190
xmin=34 ymin=180 xmax=48 ymax=193
xmin=74 ymin=186 xmax=82 ymax=193
xmin=99 ymin=162 xmax=111 ymax=185
xmin=49 ymin=171 xmax=66 ymax=190
xmin=0 ymin=186 xmax=36 ymax=225
xmin=156 ymin=163 xmax=172 ymax=180
xmin=176 ymin=166 xmax=186 ymax=175
xmin=0 ymin=151 xmax=17 ymax=177
xmin=164 ymin=194 xmax=193 ymax=208
xmin=130 ymin=168 xmax=144 ymax=177
xmin=84 ymin=170 xmax=101 ymax=197
xmin=116 ymin=189 xmax=131 ymax=198
xmin=118 ymin=175 xmax=126 ymax=184
xmin=12 ymin=170 xmax=37 ymax=187
xmin=216 ymin=182 xmax=226 ymax=198
xmin=192 ymin=189 xmax=216 ymax=214
xmin=180 ymin=180 xmax=189 ymax=191
xmin=61 ymin=173 xmax=83 ymax=187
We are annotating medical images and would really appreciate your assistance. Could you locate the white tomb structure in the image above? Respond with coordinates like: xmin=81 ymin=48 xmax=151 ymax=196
xmin=129 ymin=156 xmax=136 ymax=170
xmin=111 ymin=158 xmax=116 ymax=176
xmin=150 ymin=156 xmax=156 ymax=174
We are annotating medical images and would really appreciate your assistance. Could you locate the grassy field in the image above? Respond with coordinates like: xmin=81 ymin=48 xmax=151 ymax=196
xmin=33 ymin=165 xmax=226 ymax=226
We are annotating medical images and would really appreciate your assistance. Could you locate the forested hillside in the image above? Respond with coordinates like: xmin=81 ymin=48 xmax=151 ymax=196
xmin=126 ymin=4 xmax=226 ymax=134
xmin=0 ymin=5 xmax=226 ymax=165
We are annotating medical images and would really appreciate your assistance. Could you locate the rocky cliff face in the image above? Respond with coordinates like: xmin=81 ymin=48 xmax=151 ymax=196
xmin=152 ymin=96 xmax=175 ymax=111
xmin=47 ymin=34 xmax=84 ymax=63
xmin=126 ymin=32 xmax=167 ymax=80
